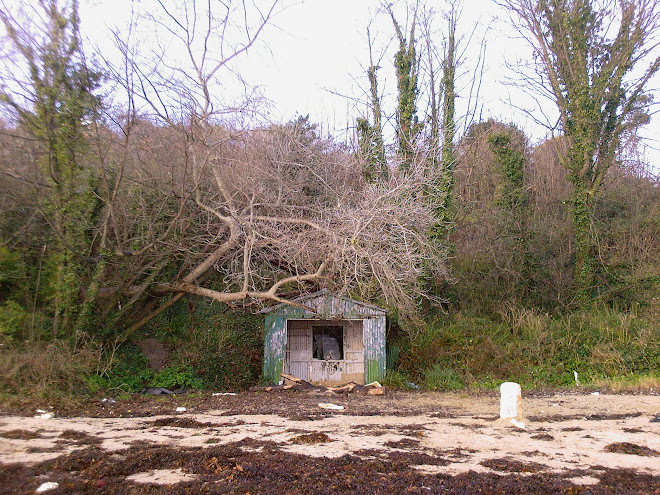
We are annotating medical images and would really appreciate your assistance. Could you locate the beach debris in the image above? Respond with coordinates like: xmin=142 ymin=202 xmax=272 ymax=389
xmin=510 ymin=418 xmax=526 ymax=429
xmin=252 ymin=374 xmax=386 ymax=396
xmin=36 ymin=482 xmax=59 ymax=492
xmin=141 ymin=387 xmax=174 ymax=395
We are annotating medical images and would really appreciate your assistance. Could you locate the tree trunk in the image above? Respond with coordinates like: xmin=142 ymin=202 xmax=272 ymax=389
xmin=571 ymin=183 xmax=594 ymax=306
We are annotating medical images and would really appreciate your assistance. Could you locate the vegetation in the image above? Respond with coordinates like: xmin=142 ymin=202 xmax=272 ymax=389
xmin=0 ymin=0 xmax=658 ymax=397
xmin=502 ymin=0 xmax=660 ymax=304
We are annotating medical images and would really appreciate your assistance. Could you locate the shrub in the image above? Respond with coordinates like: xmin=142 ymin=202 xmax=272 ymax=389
xmin=0 ymin=340 xmax=102 ymax=396
xmin=392 ymin=305 xmax=660 ymax=390
xmin=89 ymin=342 xmax=153 ymax=393
xmin=140 ymin=298 xmax=263 ymax=390
xmin=150 ymin=365 xmax=203 ymax=390
xmin=382 ymin=369 xmax=416 ymax=389
xmin=422 ymin=364 xmax=464 ymax=391
xmin=0 ymin=301 xmax=29 ymax=340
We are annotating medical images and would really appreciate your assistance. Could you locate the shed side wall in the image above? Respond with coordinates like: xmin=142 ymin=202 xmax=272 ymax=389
xmin=363 ymin=316 xmax=386 ymax=383
xmin=263 ymin=313 xmax=286 ymax=384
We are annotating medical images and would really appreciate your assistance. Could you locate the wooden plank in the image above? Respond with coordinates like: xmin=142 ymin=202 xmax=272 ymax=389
xmin=281 ymin=372 xmax=303 ymax=383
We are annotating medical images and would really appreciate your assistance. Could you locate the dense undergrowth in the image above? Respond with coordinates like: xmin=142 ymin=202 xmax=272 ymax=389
xmin=2 ymin=299 xmax=658 ymax=398
xmin=0 ymin=298 xmax=264 ymax=398
xmin=385 ymin=306 xmax=660 ymax=391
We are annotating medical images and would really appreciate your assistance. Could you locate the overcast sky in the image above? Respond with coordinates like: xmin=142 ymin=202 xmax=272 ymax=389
xmin=49 ymin=0 xmax=660 ymax=172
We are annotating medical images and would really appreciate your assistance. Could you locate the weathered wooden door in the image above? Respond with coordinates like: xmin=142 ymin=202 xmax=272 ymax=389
xmin=342 ymin=320 xmax=365 ymax=382
xmin=284 ymin=320 xmax=311 ymax=380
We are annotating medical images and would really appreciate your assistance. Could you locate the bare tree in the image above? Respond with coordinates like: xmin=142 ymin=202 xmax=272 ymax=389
xmin=106 ymin=0 xmax=449 ymax=339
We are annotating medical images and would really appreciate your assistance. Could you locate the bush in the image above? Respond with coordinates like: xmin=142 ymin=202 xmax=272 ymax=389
xmin=422 ymin=364 xmax=464 ymax=391
xmin=140 ymin=298 xmax=263 ymax=391
xmin=392 ymin=305 xmax=660 ymax=390
xmin=150 ymin=365 xmax=203 ymax=390
xmin=0 ymin=301 xmax=29 ymax=340
xmin=0 ymin=340 xmax=103 ymax=396
xmin=382 ymin=370 xmax=416 ymax=389
xmin=92 ymin=342 xmax=154 ymax=393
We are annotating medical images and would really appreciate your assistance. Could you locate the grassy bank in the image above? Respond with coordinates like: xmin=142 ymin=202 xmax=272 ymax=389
xmin=386 ymin=306 xmax=660 ymax=391
xmin=2 ymin=302 xmax=658 ymax=398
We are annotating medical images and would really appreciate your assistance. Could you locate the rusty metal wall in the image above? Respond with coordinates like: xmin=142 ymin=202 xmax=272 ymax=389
xmin=262 ymin=312 xmax=286 ymax=384
xmin=268 ymin=292 xmax=386 ymax=320
xmin=363 ymin=316 xmax=386 ymax=383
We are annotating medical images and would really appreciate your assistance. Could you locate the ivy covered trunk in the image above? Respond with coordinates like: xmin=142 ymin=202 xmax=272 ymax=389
xmin=571 ymin=181 xmax=595 ymax=306
xmin=2 ymin=0 xmax=104 ymax=341
xmin=430 ymin=11 xmax=457 ymax=241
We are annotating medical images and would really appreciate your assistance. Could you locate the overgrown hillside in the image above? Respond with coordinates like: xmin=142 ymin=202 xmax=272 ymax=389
xmin=0 ymin=0 xmax=658 ymax=397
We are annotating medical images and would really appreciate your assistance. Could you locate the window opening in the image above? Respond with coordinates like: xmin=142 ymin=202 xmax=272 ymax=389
xmin=312 ymin=325 xmax=343 ymax=360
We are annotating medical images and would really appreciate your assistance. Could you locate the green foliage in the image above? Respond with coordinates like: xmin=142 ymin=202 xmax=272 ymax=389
xmin=394 ymin=306 xmax=660 ymax=390
xmin=143 ymin=298 xmax=263 ymax=390
xmin=150 ymin=365 xmax=203 ymax=390
xmin=430 ymin=9 xmax=457 ymax=241
xmin=357 ymin=117 xmax=387 ymax=182
xmin=388 ymin=8 xmax=419 ymax=171
xmin=92 ymin=343 xmax=153 ymax=392
xmin=357 ymin=63 xmax=387 ymax=183
xmin=0 ymin=301 xmax=29 ymax=339
xmin=422 ymin=364 xmax=464 ymax=391
xmin=382 ymin=369 xmax=415 ymax=389
xmin=513 ymin=0 xmax=660 ymax=304
xmin=488 ymin=132 xmax=527 ymax=211
xmin=1 ymin=0 xmax=106 ymax=340
xmin=0 ymin=246 xmax=24 ymax=295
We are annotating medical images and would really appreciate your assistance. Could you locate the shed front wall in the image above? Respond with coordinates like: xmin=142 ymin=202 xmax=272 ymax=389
xmin=263 ymin=313 xmax=286 ymax=384
xmin=284 ymin=319 xmax=364 ymax=385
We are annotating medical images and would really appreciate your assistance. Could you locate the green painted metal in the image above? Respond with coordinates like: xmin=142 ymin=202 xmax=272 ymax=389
xmin=365 ymin=359 xmax=381 ymax=383
xmin=363 ymin=317 xmax=386 ymax=382
xmin=262 ymin=312 xmax=287 ymax=384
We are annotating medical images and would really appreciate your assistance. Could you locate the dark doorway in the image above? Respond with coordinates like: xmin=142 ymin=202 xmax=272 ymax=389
xmin=312 ymin=325 xmax=344 ymax=360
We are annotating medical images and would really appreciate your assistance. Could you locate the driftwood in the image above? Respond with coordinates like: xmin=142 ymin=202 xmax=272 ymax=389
xmin=251 ymin=375 xmax=385 ymax=395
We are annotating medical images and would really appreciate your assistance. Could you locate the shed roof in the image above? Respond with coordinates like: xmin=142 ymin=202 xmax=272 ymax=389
xmin=261 ymin=290 xmax=386 ymax=318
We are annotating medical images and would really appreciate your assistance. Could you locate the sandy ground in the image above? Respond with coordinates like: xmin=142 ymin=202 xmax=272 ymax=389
xmin=0 ymin=390 xmax=659 ymax=493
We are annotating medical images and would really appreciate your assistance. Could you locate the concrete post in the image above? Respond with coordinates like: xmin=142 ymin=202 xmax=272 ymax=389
xmin=500 ymin=382 xmax=523 ymax=420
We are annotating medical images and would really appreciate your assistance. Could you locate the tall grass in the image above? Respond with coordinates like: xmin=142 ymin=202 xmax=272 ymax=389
xmin=392 ymin=306 xmax=660 ymax=390
xmin=0 ymin=340 xmax=104 ymax=396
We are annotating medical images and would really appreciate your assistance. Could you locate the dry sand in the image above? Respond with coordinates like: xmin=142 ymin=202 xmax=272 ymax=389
xmin=1 ymin=391 xmax=658 ymax=488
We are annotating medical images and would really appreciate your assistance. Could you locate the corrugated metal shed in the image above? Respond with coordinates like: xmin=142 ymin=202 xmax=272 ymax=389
xmin=262 ymin=291 xmax=386 ymax=385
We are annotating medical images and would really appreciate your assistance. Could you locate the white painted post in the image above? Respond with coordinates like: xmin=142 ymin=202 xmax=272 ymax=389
xmin=500 ymin=382 xmax=523 ymax=420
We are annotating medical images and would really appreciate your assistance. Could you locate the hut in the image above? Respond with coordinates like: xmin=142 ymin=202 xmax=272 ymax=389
xmin=262 ymin=290 xmax=387 ymax=385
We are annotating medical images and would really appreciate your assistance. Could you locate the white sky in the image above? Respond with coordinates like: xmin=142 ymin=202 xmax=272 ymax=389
xmin=21 ymin=0 xmax=660 ymax=171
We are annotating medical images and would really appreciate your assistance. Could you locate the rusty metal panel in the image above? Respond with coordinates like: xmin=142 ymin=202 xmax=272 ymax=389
xmin=266 ymin=291 xmax=387 ymax=320
xmin=263 ymin=313 xmax=286 ymax=384
xmin=363 ymin=316 xmax=386 ymax=383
